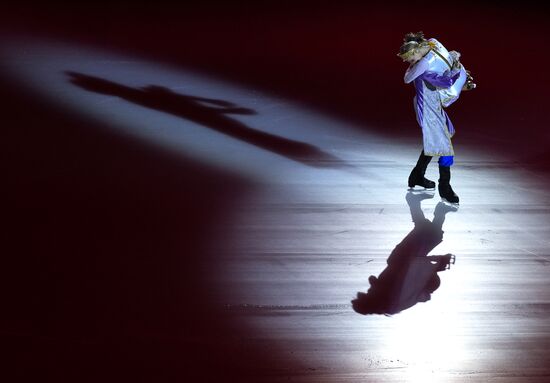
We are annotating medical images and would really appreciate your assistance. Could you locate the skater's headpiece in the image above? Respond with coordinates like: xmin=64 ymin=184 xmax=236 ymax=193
xmin=397 ymin=31 xmax=431 ymax=60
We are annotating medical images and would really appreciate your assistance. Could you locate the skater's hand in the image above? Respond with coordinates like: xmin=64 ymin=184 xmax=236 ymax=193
xmin=449 ymin=50 xmax=461 ymax=62
xmin=449 ymin=51 xmax=462 ymax=71
xmin=463 ymin=71 xmax=477 ymax=91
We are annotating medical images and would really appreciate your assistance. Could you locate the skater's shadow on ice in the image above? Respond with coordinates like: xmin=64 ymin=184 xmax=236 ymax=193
xmin=352 ymin=191 xmax=457 ymax=316
xmin=65 ymin=71 xmax=348 ymax=168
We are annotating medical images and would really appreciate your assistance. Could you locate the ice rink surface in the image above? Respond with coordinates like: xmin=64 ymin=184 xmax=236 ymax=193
xmin=2 ymin=3 xmax=550 ymax=381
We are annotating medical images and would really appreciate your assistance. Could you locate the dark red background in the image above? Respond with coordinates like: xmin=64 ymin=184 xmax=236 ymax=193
xmin=2 ymin=1 xmax=549 ymax=381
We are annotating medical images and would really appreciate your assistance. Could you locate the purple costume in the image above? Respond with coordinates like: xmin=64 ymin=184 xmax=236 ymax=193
xmin=404 ymin=39 xmax=467 ymax=158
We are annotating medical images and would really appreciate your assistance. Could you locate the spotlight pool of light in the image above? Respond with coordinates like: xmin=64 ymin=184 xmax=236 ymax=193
xmin=3 ymin=35 xmax=549 ymax=380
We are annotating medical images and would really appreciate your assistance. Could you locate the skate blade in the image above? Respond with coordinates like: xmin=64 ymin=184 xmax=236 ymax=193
xmin=408 ymin=186 xmax=436 ymax=193
xmin=441 ymin=198 xmax=460 ymax=208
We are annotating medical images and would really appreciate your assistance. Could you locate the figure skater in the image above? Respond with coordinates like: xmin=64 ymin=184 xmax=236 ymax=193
xmin=398 ymin=31 xmax=476 ymax=204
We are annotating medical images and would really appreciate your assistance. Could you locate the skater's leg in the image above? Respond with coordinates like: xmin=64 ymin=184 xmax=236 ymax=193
xmin=408 ymin=150 xmax=435 ymax=189
xmin=438 ymin=156 xmax=454 ymax=167
xmin=438 ymin=158 xmax=459 ymax=204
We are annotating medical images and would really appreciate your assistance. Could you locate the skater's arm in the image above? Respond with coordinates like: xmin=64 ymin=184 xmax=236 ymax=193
xmin=421 ymin=69 xmax=461 ymax=88
xmin=404 ymin=57 xmax=429 ymax=84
